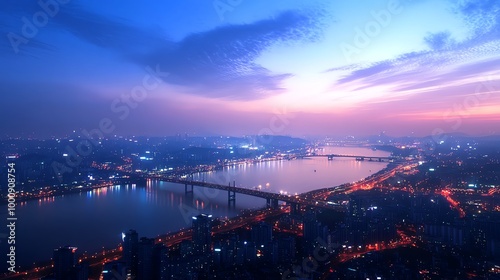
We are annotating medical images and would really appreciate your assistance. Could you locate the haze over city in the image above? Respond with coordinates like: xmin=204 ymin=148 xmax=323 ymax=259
xmin=2 ymin=1 xmax=500 ymax=280
xmin=1 ymin=0 xmax=499 ymax=138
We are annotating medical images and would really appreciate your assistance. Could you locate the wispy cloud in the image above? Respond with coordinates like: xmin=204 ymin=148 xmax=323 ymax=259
xmin=0 ymin=0 xmax=164 ymax=55
xmin=326 ymin=0 xmax=500 ymax=105
xmin=456 ymin=0 xmax=500 ymax=39
xmin=424 ymin=31 xmax=456 ymax=50
xmin=136 ymin=11 xmax=324 ymax=100
xmin=1 ymin=1 xmax=325 ymax=100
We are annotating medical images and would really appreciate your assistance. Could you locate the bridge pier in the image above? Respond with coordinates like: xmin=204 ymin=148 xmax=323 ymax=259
xmin=185 ymin=183 xmax=193 ymax=195
xmin=228 ymin=190 xmax=236 ymax=207
xmin=227 ymin=181 xmax=236 ymax=207
xmin=266 ymin=198 xmax=279 ymax=209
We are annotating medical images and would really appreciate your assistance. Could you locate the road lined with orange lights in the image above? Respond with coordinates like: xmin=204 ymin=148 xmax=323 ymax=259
xmin=0 ymin=208 xmax=286 ymax=280
xmin=439 ymin=187 xmax=466 ymax=218
xmin=303 ymin=162 xmax=410 ymax=201
xmin=321 ymin=226 xmax=418 ymax=279
xmin=2 ymin=160 xmax=411 ymax=279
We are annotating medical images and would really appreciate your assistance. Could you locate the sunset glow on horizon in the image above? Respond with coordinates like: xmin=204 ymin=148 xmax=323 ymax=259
xmin=1 ymin=0 xmax=499 ymax=137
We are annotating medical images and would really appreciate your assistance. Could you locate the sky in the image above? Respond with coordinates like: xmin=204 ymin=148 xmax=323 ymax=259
xmin=1 ymin=0 xmax=499 ymax=138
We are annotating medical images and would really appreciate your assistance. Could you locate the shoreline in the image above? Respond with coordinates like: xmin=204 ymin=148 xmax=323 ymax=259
xmin=3 ymin=148 xmax=397 ymax=276
xmin=4 ymin=159 xmax=403 ymax=278
xmin=3 ymin=146 xmax=390 ymax=204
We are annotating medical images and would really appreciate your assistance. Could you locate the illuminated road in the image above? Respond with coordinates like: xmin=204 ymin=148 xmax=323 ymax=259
xmin=302 ymin=163 xmax=411 ymax=201
xmin=0 ymin=208 xmax=286 ymax=280
xmin=438 ymin=187 xmax=466 ymax=218
xmin=321 ymin=226 xmax=417 ymax=279
xmin=305 ymin=154 xmax=395 ymax=161
xmin=2 ymin=161 xmax=412 ymax=279
xmin=154 ymin=177 xmax=347 ymax=212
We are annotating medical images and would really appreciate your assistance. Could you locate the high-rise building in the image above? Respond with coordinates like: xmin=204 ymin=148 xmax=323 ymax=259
xmin=192 ymin=214 xmax=212 ymax=255
xmin=180 ymin=240 xmax=193 ymax=258
xmin=53 ymin=246 xmax=77 ymax=280
xmin=74 ymin=261 xmax=89 ymax=280
xmin=122 ymin=229 xmax=139 ymax=276
xmin=213 ymin=243 xmax=222 ymax=267
xmin=138 ymin=237 xmax=155 ymax=280
xmin=304 ymin=211 xmax=328 ymax=241
xmin=102 ymin=260 xmax=128 ymax=280
xmin=278 ymin=236 xmax=296 ymax=263
xmin=251 ymin=222 xmax=273 ymax=247
xmin=242 ymin=241 xmax=257 ymax=263
xmin=152 ymin=244 xmax=168 ymax=280
xmin=221 ymin=235 xmax=239 ymax=265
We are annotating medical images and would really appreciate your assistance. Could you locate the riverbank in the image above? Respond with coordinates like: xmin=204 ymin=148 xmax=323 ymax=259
xmin=3 ymin=146 xmax=393 ymax=271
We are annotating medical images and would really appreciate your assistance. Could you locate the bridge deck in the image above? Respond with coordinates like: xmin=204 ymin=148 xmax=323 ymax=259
xmin=153 ymin=177 xmax=345 ymax=211
xmin=306 ymin=154 xmax=394 ymax=159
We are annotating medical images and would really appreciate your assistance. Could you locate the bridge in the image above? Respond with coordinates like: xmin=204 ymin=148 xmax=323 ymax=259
xmin=151 ymin=176 xmax=346 ymax=213
xmin=305 ymin=154 xmax=395 ymax=162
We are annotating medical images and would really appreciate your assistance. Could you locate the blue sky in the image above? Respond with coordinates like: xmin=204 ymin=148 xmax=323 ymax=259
xmin=1 ymin=0 xmax=499 ymax=137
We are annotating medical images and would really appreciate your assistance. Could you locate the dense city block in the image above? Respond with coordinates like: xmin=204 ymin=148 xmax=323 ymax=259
xmin=1 ymin=134 xmax=499 ymax=279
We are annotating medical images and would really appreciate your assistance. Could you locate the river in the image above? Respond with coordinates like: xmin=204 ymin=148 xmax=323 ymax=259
xmin=0 ymin=146 xmax=389 ymax=271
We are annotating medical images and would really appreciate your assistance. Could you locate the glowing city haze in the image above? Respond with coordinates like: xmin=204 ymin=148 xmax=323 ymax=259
xmin=1 ymin=0 xmax=499 ymax=137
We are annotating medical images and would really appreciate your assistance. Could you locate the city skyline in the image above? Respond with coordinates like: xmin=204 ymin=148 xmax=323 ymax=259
xmin=3 ymin=134 xmax=500 ymax=279
xmin=1 ymin=0 xmax=499 ymax=138
xmin=2 ymin=2 xmax=500 ymax=278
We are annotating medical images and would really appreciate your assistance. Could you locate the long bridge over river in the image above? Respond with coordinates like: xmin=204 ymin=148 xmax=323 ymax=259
xmin=302 ymin=153 xmax=396 ymax=162
xmin=149 ymin=176 xmax=346 ymax=213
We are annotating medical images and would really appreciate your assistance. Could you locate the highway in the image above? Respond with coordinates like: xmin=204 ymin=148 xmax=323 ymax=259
xmin=320 ymin=225 xmax=418 ymax=279
xmin=301 ymin=162 xmax=410 ymax=200
xmin=153 ymin=176 xmax=347 ymax=211
xmin=2 ymin=161 xmax=410 ymax=279
xmin=0 ymin=208 xmax=287 ymax=280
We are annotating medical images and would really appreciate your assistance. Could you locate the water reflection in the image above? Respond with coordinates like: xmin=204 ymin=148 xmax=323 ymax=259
xmin=9 ymin=147 xmax=388 ymax=268
xmin=192 ymin=157 xmax=388 ymax=194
